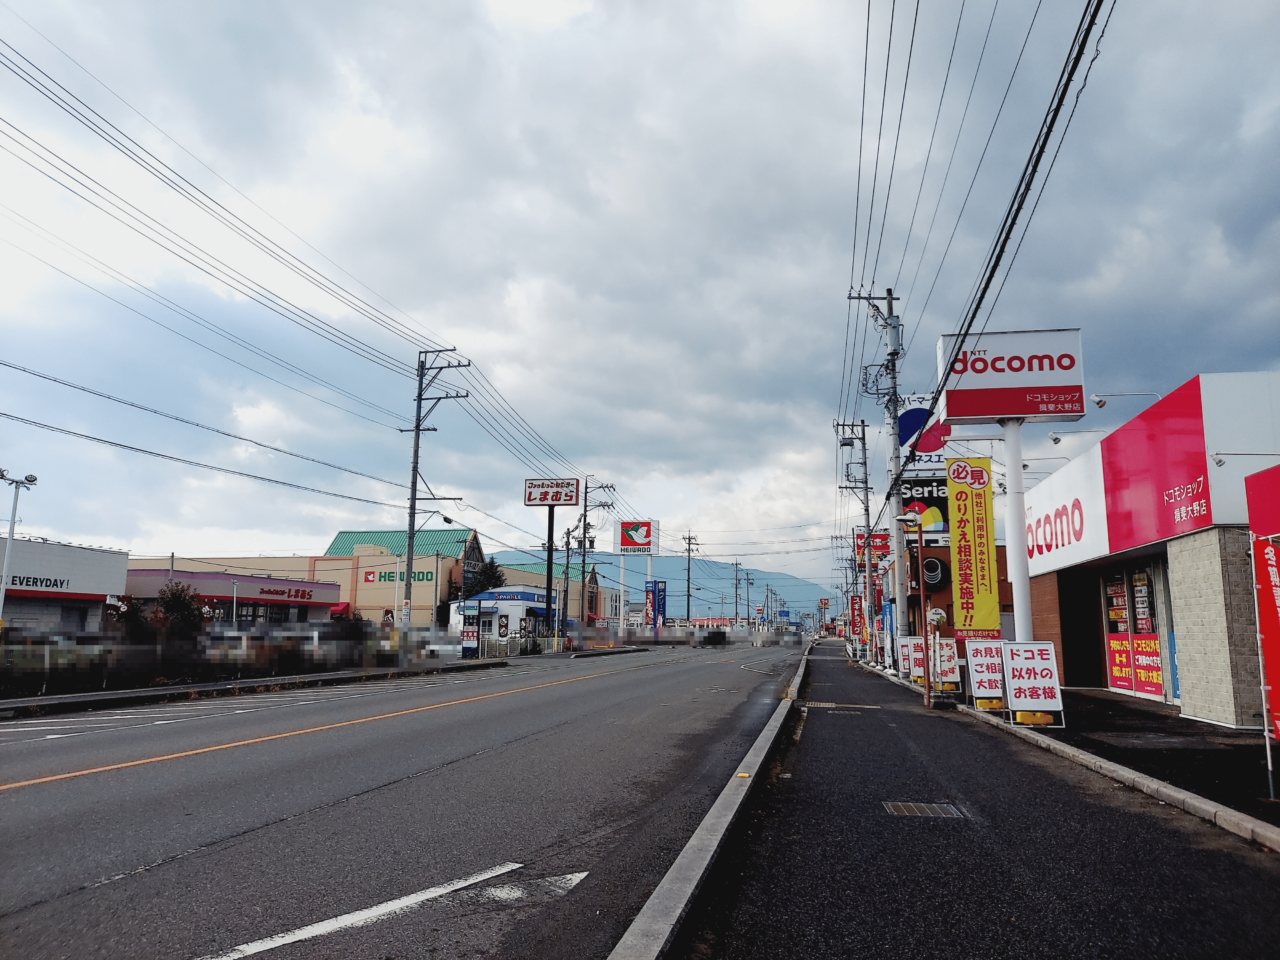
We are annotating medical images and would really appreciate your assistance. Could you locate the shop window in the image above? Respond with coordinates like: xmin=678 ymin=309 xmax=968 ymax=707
xmin=267 ymin=604 xmax=287 ymax=624
xmin=295 ymin=605 xmax=310 ymax=623
xmin=1101 ymin=566 xmax=1164 ymax=698
xmin=60 ymin=606 xmax=87 ymax=630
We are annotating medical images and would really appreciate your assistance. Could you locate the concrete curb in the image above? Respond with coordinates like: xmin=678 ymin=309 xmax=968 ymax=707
xmin=606 ymin=650 xmax=808 ymax=960
xmin=855 ymin=661 xmax=1280 ymax=851
xmin=0 ymin=659 xmax=509 ymax=713
xmin=955 ymin=704 xmax=1280 ymax=851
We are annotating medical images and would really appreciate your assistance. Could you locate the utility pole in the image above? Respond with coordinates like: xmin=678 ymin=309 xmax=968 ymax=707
xmin=853 ymin=286 xmax=905 ymax=669
xmin=401 ymin=349 xmax=467 ymax=632
xmin=744 ymin=574 xmax=754 ymax=632
xmin=683 ymin=532 xmax=698 ymax=623
xmin=0 ymin=469 xmax=36 ymax=630
xmin=733 ymin=561 xmax=741 ymax=622
xmin=578 ymin=479 xmax=614 ymax=623
xmin=562 ymin=527 xmax=574 ymax=634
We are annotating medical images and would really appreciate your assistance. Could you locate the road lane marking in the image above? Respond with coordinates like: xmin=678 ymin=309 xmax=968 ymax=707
xmin=0 ymin=669 xmax=615 ymax=793
xmin=196 ymin=862 xmax=522 ymax=959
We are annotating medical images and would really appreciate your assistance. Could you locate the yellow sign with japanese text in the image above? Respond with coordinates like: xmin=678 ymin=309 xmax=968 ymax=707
xmin=947 ymin=457 xmax=1000 ymax=638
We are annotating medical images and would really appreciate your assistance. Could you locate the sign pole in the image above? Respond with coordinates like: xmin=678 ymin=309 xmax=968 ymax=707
xmin=1001 ymin=418 xmax=1034 ymax=643
xmin=545 ymin=504 xmax=555 ymax=641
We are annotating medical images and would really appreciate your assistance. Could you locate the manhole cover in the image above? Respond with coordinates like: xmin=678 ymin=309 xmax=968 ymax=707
xmin=883 ymin=801 xmax=965 ymax=818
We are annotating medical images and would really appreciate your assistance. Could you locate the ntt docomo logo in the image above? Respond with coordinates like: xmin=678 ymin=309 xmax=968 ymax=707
xmin=951 ymin=350 xmax=1077 ymax=375
xmin=1027 ymin=499 xmax=1085 ymax=558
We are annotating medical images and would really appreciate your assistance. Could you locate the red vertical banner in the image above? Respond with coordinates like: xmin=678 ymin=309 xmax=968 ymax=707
xmin=1253 ymin=536 xmax=1280 ymax=739
xmin=850 ymin=595 xmax=864 ymax=639
xmin=1131 ymin=634 xmax=1164 ymax=696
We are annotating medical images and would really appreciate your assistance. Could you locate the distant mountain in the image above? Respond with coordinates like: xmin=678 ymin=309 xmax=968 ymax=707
xmin=489 ymin=549 xmax=833 ymax=618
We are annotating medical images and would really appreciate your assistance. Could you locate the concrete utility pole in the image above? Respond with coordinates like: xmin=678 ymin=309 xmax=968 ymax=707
xmin=733 ymin=561 xmax=741 ymax=621
xmin=402 ymin=348 xmax=467 ymax=631
xmin=0 ymin=470 xmax=36 ymax=630
xmin=852 ymin=286 xmax=905 ymax=670
xmin=683 ymin=532 xmax=698 ymax=622
xmin=577 ymin=479 xmax=614 ymax=623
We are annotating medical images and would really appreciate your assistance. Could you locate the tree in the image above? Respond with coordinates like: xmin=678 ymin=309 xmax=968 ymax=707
xmin=153 ymin=581 xmax=206 ymax=637
xmin=463 ymin=558 xmax=506 ymax=599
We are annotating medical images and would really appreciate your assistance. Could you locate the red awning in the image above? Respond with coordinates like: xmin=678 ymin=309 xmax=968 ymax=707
xmin=330 ymin=602 xmax=351 ymax=616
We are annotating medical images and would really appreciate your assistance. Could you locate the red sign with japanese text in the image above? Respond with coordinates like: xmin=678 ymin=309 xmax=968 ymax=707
xmin=948 ymin=458 xmax=1001 ymax=638
xmin=1131 ymin=633 xmax=1164 ymax=697
xmin=1002 ymin=642 xmax=1063 ymax=712
xmin=1247 ymin=463 xmax=1280 ymax=740
xmin=910 ymin=637 xmax=926 ymax=679
xmin=524 ymin=478 xmax=581 ymax=507
xmin=966 ymin=641 xmax=1004 ymax=699
xmin=1106 ymin=634 xmax=1134 ymax=691
xmin=1100 ymin=377 xmax=1212 ymax=553
xmin=850 ymin=596 xmax=864 ymax=638
xmin=856 ymin=532 xmax=891 ymax=563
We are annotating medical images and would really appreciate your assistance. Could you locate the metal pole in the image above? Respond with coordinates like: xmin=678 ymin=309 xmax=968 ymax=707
xmin=883 ymin=291 xmax=907 ymax=673
xmin=545 ymin=504 xmax=555 ymax=639
xmin=1251 ymin=534 xmax=1276 ymax=800
xmin=403 ymin=353 xmax=426 ymax=629
xmin=918 ymin=523 xmax=931 ymax=709
xmin=1002 ymin=418 xmax=1033 ymax=643
xmin=232 ymin=579 xmax=238 ymax=626
xmin=0 ymin=482 xmax=23 ymax=626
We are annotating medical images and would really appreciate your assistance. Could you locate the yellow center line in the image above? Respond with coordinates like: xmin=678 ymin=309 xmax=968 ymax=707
xmin=0 ymin=669 xmax=613 ymax=793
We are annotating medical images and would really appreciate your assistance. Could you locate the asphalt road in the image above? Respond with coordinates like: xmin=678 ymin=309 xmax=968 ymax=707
xmin=672 ymin=646 xmax=1280 ymax=960
xmin=0 ymin=646 xmax=799 ymax=960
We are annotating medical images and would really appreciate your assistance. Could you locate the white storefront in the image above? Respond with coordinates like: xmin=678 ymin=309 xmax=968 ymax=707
xmin=0 ymin=537 xmax=129 ymax=632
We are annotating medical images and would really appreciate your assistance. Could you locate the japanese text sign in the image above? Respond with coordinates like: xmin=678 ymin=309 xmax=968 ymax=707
xmin=910 ymin=637 xmax=926 ymax=679
xmin=1002 ymin=642 xmax=1063 ymax=711
xmin=948 ymin=457 xmax=1001 ymax=638
xmin=1247 ymin=463 xmax=1280 ymax=739
xmin=932 ymin=636 xmax=959 ymax=684
xmin=967 ymin=642 xmax=1004 ymax=699
xmin=524 ymin=478 xmax=581 ymax=507
xmin=937 ymin=328 xmax=1084 ymax=424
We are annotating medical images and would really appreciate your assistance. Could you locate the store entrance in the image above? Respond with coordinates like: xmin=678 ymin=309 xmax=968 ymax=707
xmin=1100 ymin=561 xmax=1171 ymax=702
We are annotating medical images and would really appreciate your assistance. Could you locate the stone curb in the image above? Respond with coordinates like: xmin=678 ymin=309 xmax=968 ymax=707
xmin=606 ymin=649 xmax=808 ymax=960
xmin=856 ymin=659 xmax=1280 ymax=850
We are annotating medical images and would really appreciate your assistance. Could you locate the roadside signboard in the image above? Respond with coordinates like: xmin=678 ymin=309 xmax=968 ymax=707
xmin=948 ymin=458 xmax=1001 ymax=639
xmin=967 ymin=641 xmax=1004 ymax=701
xmin=901 ymin=477 xmax=950 ymax=533
xmin=818 ymin=597 xmax=830 ymax=609
xmin=909 ymin=637 xmax=926 ymax=679
xmin=646 ymin=580 xmax=667 ymax=625
xmin=850 ymin=596 xmax=863 ymax=637
xmin=933 ymin=636 xmax=959 ymax=685
xmin=898 ymin=639 xmax=911 ymax=677
xmin=937 ymin=328 xmax=1084 ymax=424
xmin=616 ymin=520 xmax=659 ymax=555
xmin=1247 ymin=463 xmax=1280 ymax=741
xmin=1002 ymin=642 xmax=1064 ymax=717
xmin=524 ymin=478 xmax=580 ymax=507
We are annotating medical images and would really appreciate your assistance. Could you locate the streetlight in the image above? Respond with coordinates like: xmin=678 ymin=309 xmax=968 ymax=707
xmin=1089 ymin=392 xmax=1161 ymax=409
xmin=231 ymin=579 xmax=239 ymax=626
xmin=1048 ymin=429 xmax=1107 ymax=444
xmin=0 ymin=470 xmax=36 ymax=631
xmin=894 ymin=511 xmax=931 ymax=709
xmin=1212 ymin=452 xmax=1280 ymax=468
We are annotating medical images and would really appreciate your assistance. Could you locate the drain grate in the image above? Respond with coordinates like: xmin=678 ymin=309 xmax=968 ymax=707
xmin=882 ymin=801 xmax=964 ymax=818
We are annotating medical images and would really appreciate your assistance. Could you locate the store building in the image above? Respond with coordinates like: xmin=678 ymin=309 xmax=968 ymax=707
xmin=125 ymin=568 xmax=339 ymax=624
xmin=127 ymin=527 xmax=484 ymax=627
xmin=0 ymin=537 xmax=128 ymax=631
xmin=1025 ymin=372 xmax=1280 ymax=728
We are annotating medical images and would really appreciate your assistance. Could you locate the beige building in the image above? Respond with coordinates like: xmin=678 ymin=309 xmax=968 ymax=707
xmin=128 ymin=528 xmax=484 ymax=628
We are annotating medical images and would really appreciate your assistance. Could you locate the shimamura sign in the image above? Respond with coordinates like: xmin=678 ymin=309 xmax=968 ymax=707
xmin=937 ymin=328 xmax=1084 ymax=424
xmin=524 ymin=478 xmax=580 ymax=506
xmin=947 ymin=458 xmax=1000 ymax=639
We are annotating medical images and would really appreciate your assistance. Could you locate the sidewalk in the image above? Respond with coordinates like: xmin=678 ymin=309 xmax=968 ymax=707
xmin=667 ymin=648 xmax=1280 ymax=959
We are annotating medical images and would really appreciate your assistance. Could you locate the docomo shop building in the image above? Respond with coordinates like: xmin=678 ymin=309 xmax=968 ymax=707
xmin=1024 ymin=371 xmax=1280 ymax=728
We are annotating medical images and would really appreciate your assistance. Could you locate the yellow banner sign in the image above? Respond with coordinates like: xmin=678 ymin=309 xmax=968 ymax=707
xmin=947 ymin=457 xmax=1001 ymax=638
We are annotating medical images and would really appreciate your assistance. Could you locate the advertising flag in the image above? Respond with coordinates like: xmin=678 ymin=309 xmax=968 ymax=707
xmin=948 ymin=457 xmax=1001 ymax=638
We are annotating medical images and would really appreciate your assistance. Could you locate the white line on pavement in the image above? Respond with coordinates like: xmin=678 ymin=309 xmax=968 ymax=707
xmin=196 ymin=862 xmax=523 ymax=960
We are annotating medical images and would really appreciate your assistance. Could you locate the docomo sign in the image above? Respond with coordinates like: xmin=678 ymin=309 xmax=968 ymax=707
xmin=1025 ymin=445 xmax=1110 ymax=577
xmin=524 ymin=478 xmax=580 ymax=507
xmin=937 ymin=328 xmax=1084 ymax=424
xmin=1027 ymin=498 xmax=1086 ymax=559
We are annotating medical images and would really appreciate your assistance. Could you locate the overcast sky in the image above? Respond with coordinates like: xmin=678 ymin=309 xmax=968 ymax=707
xmin=0 ymin=0 xmax=1275 ymax=592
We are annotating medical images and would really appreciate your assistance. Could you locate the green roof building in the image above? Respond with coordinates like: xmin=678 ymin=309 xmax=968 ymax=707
xmin=325 ymin=528 xmax=482 ymax=562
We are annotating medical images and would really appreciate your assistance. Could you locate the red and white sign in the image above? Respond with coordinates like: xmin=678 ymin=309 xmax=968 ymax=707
xmin=1002 ymin=642 xmax=1063 ymax=712
xmin=937 ymin=328 xmax=1084 ymax=424
xmin=616 ymin=520 xmax=658 ymax=555
xmin=1100 ymin=377 xmax=1212 ymax=553
xmin=966 ymin=641 xmax=1004 ymax=699
xmin=850 ymin=596 xmax=864 ymax=636
xmin=856 ymin=532 xmax=891 ymax=562
xmin=909 ymin=637 xmax=926 ymax=679
xmin=1026 ymin=445 xmax=1110 ymax=577
xmin=1248 ymin=464 xmax=1280 ymax=740
xmin=898 ymin=639 xmax=911 ymax=676
xmin=524 ymin=478 xmax=580 ymax=507
xmin=933 ymin=636 xmax=960 ymax=684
